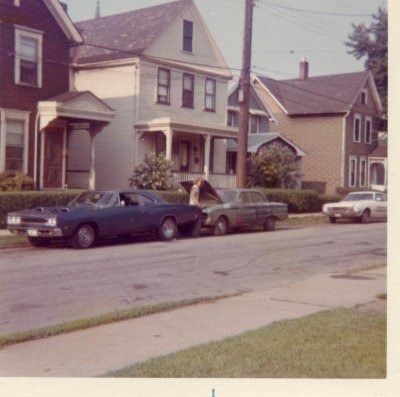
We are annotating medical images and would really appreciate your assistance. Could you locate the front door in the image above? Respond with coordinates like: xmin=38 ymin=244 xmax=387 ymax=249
xmin=43 ymin=128 xmax=64 ymax=189
xmin=179 ymin=141 xmax=191 ymax=172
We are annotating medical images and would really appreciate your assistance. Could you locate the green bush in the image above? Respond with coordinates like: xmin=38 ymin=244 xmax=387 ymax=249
xmin=0 ymin=172 xmax=35 ymax=191
xmin=129 ymin=153 xmax=172 ymax=190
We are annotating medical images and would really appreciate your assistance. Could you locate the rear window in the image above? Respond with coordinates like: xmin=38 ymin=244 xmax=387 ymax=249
xmin=216 ymin=189 xmax=238 ymax=203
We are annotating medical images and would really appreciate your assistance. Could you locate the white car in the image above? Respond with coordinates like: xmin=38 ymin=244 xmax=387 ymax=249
xmin=322 ymin=191 xmax=387 ymax=224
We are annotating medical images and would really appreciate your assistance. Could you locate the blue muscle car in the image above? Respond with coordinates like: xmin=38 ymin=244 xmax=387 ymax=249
xmin=7 ymin=190 xmax=202 ymax=248
xmin=180 ymin=181 xmax=288 ymax=236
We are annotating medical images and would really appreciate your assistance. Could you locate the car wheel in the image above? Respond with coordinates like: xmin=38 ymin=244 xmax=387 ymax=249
xmin=263 ymin=216 xmax=276 ymax=231
xmin=27 ymin=237 xmax=49 ymax=247
xmin=213 ymin=216 xmax=228 ymax=236
xmin=158 ymin=217 xmax=177 ymax=241
xmin=72 ymin=224 xmax=96 ymax=249
xmin=360 ymin=210 xmax=370 ymax=224
xmin=329 ymin=217 xmax=337 ymax=224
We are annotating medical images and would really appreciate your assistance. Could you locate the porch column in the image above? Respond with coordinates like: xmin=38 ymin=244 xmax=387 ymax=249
xmin=203 ymin=134 xmax=211 ymax=181
xmin=88 ymin=125 xmax=103 ymax=190
xmin=164 ymin=128 xmax=173 ymax=161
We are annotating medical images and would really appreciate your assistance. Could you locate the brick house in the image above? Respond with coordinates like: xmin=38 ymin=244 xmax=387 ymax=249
xmin=0 ymin=0 xmax=114 ymax=190
xmin=70 ymin=0 xmax=237 ymax=190
xmin=253 ymin=59 xmax=387 ymax=194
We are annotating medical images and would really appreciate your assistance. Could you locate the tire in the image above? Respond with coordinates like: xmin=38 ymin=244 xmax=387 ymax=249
xmin=27 ymin=237 xmax=49 ymax=247
xmin=329 ymin=217 xmax=337 ymax=224
xmin=71 ymin=224 xmax=96 ymax=249
xmin=263 ymin=216 xmax=276 ymax=231
xmin=158 ymin=217 xmax=177 ymax=241
xmin=213 ymin=216 xmax=228 ymax=236
xmin=360 ymin=210 xmax=370 ymax=224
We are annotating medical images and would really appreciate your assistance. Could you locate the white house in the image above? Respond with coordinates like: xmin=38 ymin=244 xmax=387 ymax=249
xmin=70 ymin=0 xmax=237 ymax=190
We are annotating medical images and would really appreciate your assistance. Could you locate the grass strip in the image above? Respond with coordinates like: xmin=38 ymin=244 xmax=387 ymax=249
xmin=0 ymin=294 xmax=242 ymax=349
xmin=0 ymin=235 xmax=28 ymax=249
xmin=104 ymin=308 xmax=386 ymax=378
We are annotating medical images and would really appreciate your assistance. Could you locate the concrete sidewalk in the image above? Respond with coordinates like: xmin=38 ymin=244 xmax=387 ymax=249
xmin=0 ymin=267 xmax=386 ymax=377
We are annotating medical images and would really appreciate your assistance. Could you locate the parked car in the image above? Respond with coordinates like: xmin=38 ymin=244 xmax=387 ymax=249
xmin=322 ymin=191 xmax=387 ymax=224
xmin=180 ymin=181 xmax=288 ymax=236
xmin=7 ymin=190 xmax=202 ymax=248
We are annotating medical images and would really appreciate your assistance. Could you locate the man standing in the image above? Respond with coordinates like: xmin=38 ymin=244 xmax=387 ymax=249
xmin=189 ymin=178 xmax=203 ymax=207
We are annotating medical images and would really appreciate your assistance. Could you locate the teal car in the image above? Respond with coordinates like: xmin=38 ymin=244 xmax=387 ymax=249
xmin=180 ymin=181 xmax=288 ymax=236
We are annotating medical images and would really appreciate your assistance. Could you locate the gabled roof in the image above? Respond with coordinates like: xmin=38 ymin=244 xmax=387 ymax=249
xmin=227 ymin=133 xmax=307 ymax=157
xmin=72 ymin=0 xmax=190 ymax=64
xmin=255 ymin=71 xmax=382 ymax=116
xmin=43 ymin=0 xmax=83 ymax=43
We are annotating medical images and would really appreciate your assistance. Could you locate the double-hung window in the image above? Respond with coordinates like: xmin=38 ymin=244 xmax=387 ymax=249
xmin=360 ymin=157 xmax=367 ymax=187
xmin=0 ymin=110 xmax=29 ymax=173
xmin=250 ymin=115 xmax=261 ymax=134
xmin=353 ymin=114 xmax=361 ymax=143
xmin=204 ymin=78 xmax=216 ymax=111
xmin=365 ymin=117 xmax=372 ymax=144
xmin=182 ymin=73 xmax=194 ymax=108
xmin=349 ymin=156 xmax=358 ymax=187
xmin=183 ymin=20 xmax=193 ymax=53
xmin=157 ymin=68 xmax=170 ymax=104
xmin=15 ymin=27 xmax=43 ymax=87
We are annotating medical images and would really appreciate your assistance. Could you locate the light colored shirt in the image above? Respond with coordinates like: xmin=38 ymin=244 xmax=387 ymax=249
xmin=189 ymin=184 xmax=200 ymax=206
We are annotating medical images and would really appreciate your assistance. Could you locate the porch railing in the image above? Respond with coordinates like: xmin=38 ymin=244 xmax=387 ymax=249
xmin=172 ymin=172 xmax=237 ymax=189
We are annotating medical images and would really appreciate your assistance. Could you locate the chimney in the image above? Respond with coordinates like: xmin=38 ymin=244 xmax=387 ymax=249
xmin=299 ymin=57 xmax=309 ymax=80
xmin=95 ymin=1 xmax=101 ymax=19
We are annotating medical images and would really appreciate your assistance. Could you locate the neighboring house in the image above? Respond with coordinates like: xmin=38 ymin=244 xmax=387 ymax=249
xmin=0 ymin=0 xmax=114 ymax=190
xmin=253 ymin=59 xmax=387 ymax=194
xmin=70 ymin=0 xmax=237 ymax=190
xmin=226 ymin=80 xmax=306 ymax=189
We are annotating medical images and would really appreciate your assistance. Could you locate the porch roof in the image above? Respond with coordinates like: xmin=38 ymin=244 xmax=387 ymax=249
xmin=135 ymin=118 xmax=238 ymax=139
xmin=37 ymin=91 xmax=115 ymax=130
xmin=226 ymin=133 xmax=307 ymax=156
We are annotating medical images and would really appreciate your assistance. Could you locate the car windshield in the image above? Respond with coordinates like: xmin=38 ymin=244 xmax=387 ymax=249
xmin=69 ymin=191 xmax=116 ymax=208
xmin=216 ymin=189 xmax=238 ymax=203
xmin=342 ymin=193 xmax=374 ymax=201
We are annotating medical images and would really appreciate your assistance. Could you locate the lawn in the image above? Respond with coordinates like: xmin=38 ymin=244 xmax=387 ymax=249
xmin=105 ymin=308 xmax=386 ymax=378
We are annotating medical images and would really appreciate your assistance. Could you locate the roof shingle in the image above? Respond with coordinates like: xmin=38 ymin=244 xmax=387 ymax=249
xmin=72 ymin=0 xmax=190 ymax=64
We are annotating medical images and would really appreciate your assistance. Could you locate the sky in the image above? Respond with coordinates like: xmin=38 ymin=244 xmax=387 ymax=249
xmin=63 ymin=0 xmax=388 ymax=80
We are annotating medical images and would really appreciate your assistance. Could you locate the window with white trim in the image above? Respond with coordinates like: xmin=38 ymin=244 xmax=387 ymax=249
xmin=182 ymin=73 xmax=194 ymax=108
xmin=353 ymin=114 xmax=361 ymax=143
xmin=249 ymin=114 xmax=261 ymax=134
xmin=205 ymin=78 xmax=216 ymax=111
xmin=183 ymin=20 xmax=194 ymax=53
xmin=365 ymin=116 xmax=372 ymax=144
xmin=349 ymin=155 xmax=358 ymax=187
xmin=361 ymin=89 xmax=368 ymax=105
xmin=360 ymin=157 xmax=367 ymax=187
xmin=15 ymin=27 xmax=43 ymax=87
xmin=157 ymin=68 xmax=170 ymax=104
xmin=0 ymin=110 xmax=29 ymax=173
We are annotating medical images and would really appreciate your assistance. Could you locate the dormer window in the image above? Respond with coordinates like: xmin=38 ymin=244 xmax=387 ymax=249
xmin=361 ymin=90 xmax=368 ymax=105
xmin=183 ymin=20 xmax=193 ymax=53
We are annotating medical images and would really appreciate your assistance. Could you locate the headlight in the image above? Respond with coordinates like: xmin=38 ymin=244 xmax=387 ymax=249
xmin=7 ymin=215 xmax=21 ymax=225
xmin=352 ymin=205 xmax=360 ymax=212
xmin=46 ymin=217 xmax=57 ymax=226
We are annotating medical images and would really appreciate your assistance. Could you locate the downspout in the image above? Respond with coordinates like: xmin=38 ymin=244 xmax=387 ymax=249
xmin=340 ymin=110 xmax=351 ymax=188
xmin=133 ymin=62 xmax=140 ymax=168
xmin=33 ymin=110 xmax=40 ymax=188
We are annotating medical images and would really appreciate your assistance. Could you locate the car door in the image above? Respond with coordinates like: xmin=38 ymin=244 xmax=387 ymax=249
xmin=251 ymin=191 xmax=272 ymax=224
xmin=234 ymin=191 xmax=257 ymax=227
xmin=373 ymin=193 xmax=387 ymax=219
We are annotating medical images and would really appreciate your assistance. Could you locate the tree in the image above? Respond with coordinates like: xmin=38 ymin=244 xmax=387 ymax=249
xmin=246 ymin=142 xmax=298 ymax=188
xmin=129 ymin=153 xmax=172 ymax=190
xmin=345 ymin=7 xmax=388 ymax=111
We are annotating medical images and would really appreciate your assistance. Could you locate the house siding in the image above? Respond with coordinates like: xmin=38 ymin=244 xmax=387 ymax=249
xmin=0 ymin=0 xmax=72 ymax=175
xmin=73 ymin=65 xmax=137 ymax=189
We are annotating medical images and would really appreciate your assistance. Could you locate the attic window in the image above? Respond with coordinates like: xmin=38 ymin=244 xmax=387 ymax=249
xmin=361 ymin=90 xmax=368 ymax=105
xmin=14 ymin=0 xmax=20 ymax=5
xmin=183 ymin=20 xmax=193 ymax=53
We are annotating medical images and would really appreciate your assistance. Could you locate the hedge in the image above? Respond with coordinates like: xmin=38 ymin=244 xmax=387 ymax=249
xmin=0 ymin=188 xmax=342 ymax=228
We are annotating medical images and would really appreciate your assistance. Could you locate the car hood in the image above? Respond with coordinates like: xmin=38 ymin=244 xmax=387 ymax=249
xmin=325 ymin=201 xmax=366 ymax=208
xmin=10 ymin=205 xmax=91 ymax=217
xmin=180 ymin=180 xmax=224 ymax=204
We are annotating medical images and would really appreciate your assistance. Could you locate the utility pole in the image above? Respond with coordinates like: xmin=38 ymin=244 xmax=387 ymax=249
xmin=236 ymin=0 xmax=254 ymax=188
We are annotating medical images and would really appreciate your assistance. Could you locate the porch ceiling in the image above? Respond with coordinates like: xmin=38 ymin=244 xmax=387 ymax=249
xmin=135 ymin=118 xmax=238 ymax=139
